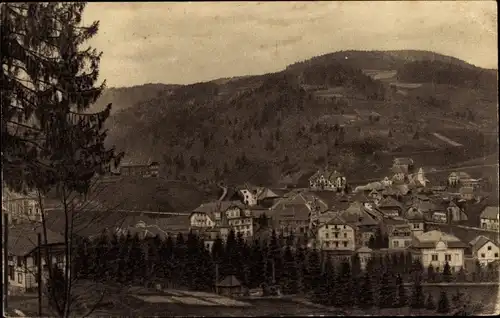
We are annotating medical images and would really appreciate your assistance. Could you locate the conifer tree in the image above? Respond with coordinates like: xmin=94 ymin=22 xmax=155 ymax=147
xmin=359 ymin=271 xmax=374 ymax=309
xmin=339 ymin=260 xmax=354 ymax=307
xmin=128 ymin=232 xmax=146 ymax=284
xmin=249 ymin=239 xmax=266 ymax=289
xmin=159 ymin=235 xmax=175 ymax=286
xmin=456 ymin=267 xmax=467 ymax=282
xmin=306 ymin=249 xmax=321 ymax=293
xmin=410 ymin=270 xmax=425 ymax=309
xmin=437 ymin=290 xmax=450 ymax=313
xmin=396 ymin=273 xmax=407 ymax=307
xmin=427 ymin=264 xmax=435 ymax=282
xmin=73 ymin=236 xmax=90 ymax=279
xmin=377 ymin=271 xmax=391 ymax=308
xmin=294 ymin=243 xmax=307 ymax=293
xmin=426 ymin=293 xmax=436 ymax=310
xmin=281 ymin=245 xmax=299 ymax=295
xmin=443 ymin=261 xmax=452 ymax=282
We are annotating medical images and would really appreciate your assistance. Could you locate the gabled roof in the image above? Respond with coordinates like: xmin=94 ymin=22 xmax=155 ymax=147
xmin=404 ymin=207 xmax=425 ymax=221
xmin=9 ymin=223 xmax=65 ymax=256
xmin=217 ymin=275 xmax=241 ymax=287
xmin=410 ymin=230 xmax=468 ymax=249
xmin=275 ymin=203 xmax=310 ymax=221
xmin=324 ymin=214 xmax=348 ymax=226
xmin=392 ymin=166 xmax=406 ymax=174
xmin=341 ymin=202 xmax=378 ymax=227
xmin=480 ymin=206 xmax=499 ymax=220
xmin=469 ymin=235 xmax=495 ymax=254
xmin=377 ymin=197 xmax=403 ymax=210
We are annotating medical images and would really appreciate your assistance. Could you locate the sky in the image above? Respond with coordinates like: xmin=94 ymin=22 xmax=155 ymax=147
xmin=83 ymin=1 xmax=498 ymax=88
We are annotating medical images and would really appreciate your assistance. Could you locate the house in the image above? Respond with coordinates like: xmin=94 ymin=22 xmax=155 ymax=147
xmin=392 ymin=157 xmax=414 ymax=174
xmin=7 ymin=224 xmax=66 ymax=295
xmin=404 ymin=207 xmax=425 ymax=237
xmin=446 ymin=201 xmax=468 ymax=223
xmin=308 ymin=168 xmax=347 ymax=192
xmin=216 ymin=275 xmax=243 ymax=297
xmin=469 ymin=236 xmax=500 ymax=266
xmin=2 ymin=186 xmax=42 ymax=224
xmin=459 ymin=186 xmax=475 ymax=201
xmin=408 ymin=230 xmax=468 ymax=272
xmin=376 ymin=197 xmax=404 ymax=217
xmin=480 ymin=206 xmax=499 ymax=231
xmin=274 ymin=203 xmax=310 ymax=237
xmin=200 ymin=227 xmax=230 ymax=251
xmin=384 ymin=218 xmax=412 ymax=249
xmin=392 ymin=166 xmax=407 ymax=182
xmin=316 ymin=215 xmax=356 ymax=251
xmin=447 ymin=171 xmax=478 ymax=188
xmin=119 ymin=160 xmax=160 ymax=177
xmin=340 ymin=202 xmax=379 ymax=246
xmin=189 ymin=201 xmax=254 ymax=238
xmin=408 ymin=168 xmax=430 ymax=188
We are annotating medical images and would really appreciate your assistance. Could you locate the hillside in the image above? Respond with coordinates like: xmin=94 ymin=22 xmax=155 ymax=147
xmin=91 ymin=83 xmax=181 ymax=113
xmin=99 ymin=50 xmax=498 ymax=189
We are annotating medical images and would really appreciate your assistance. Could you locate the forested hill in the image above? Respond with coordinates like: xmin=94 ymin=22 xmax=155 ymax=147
xmin=99 ymin=50 xmax=497 ymax=187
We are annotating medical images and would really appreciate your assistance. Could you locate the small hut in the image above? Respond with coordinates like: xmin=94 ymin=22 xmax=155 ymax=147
xmin=216 ymin=275 xmax=242 ymax=297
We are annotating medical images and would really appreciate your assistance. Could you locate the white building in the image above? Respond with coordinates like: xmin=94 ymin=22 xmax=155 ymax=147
xmin=480 ymin=206 xmax=499 ymax=231
xmin=316 ymin=215 xmax=356 ymax=251
xmin=2 ymin=186 xmax=42 ymax=224
xmin=469 ymin=235 xmax=500 ymax=266
xmin=409 ymin=230 xmax=468 ymax=272
xmin=189 ymin=201 xmax=254 ymax=238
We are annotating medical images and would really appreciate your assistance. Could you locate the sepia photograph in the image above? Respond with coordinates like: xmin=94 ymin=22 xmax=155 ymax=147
xmin=1 ymin=1 xmax=498 ymax=317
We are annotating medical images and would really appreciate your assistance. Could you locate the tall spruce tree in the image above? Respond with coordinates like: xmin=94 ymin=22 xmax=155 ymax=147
xmin=427 ymin=264 xmax=435 ymax=282
xmin=2 ymin=4 xmax=123 ymax=317
xmin=443 ymin=261 xmax=452 ymax=282
xmin=437 ymin=290 xmax=450 ymax=313
xmin=410 ymin=268 xmax=425 ymax=309
xmin=396 ymin=273 xmax=407 ymax=307
xmin=378 ymin=271 xmax=391 ymax=308
xmin=306 ymin=249 xmax=322 ymax=294
xmin=281 ymin=245 xmax=299 ymax=295
xmin=249 ymin=239 xmax=266 ymax=289
xmin=359 ymin=271 xmax=374 ymax=309
xmin=339 ymin=260 xmax=354 ymax=307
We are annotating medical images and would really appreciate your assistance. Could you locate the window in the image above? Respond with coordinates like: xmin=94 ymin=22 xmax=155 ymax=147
xmin=495 ymin=253 xmax=498 ymax=258
xmin=335 ymin=242 xmax=339 ymax=248
xmin=325 ymin=233 xmax=329 ymax=239
xmin=17 ymin=256 xmax=23 ymax=267
xmin=487 ymin=245 xmax=492 ymax=251
xmin=343 ymin=241 xmax=348 ymax=247
xmin=404 ymin=240 xmax=410 ymax=247
xmin=431 ymin=254 xmax=438 ymax=261
xmin=445 ymin=254 xmax=451 ymax=261
xmin=344 ymin=233 xmax=347 ymax=238
xmin=394 ymin=241 xmax=399 ymax=248
xmin=325 ymin=225 xmax=329 ymax=230
xmin=481 ymin=253 xmax=485 ymax=258
xmin=335 ymin=233 xmax=338 ymax=238
xmin=343 ymin=225 xmax=346 ymax=229
xmin=8 ymin=266 xmax=14 ymax=280
xmin=17 ymin=273 xmax=23 ymax=283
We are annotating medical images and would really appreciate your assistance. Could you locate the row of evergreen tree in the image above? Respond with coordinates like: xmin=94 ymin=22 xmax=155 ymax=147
xmin=71 ymin=229 xmax=496 ymax=312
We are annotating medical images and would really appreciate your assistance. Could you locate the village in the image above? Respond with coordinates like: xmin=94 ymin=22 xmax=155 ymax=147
xmin=3 ymin=155 xmax=499 ymax=311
